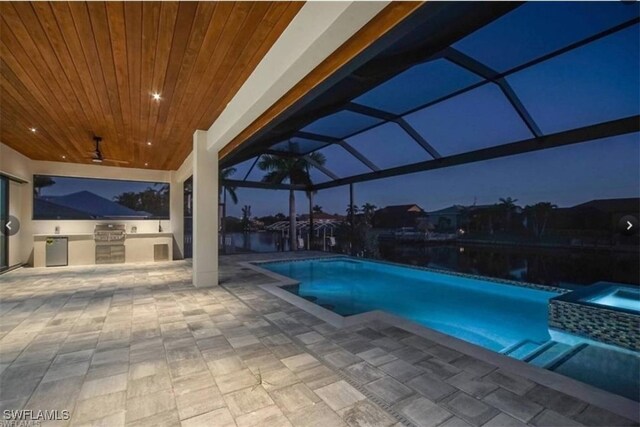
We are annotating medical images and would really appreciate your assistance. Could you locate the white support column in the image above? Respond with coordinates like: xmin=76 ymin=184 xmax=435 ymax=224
xmin=192 ymin=130 xmax=218 ymax=287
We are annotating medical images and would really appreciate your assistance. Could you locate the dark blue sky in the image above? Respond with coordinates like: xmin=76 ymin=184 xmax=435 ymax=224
xmin=227 ymin=3 xmax=639 ymax=218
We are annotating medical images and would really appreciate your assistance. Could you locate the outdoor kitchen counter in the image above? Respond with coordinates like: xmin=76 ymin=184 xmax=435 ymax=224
xmin=33 ymin=232 xmax=173 ymax=267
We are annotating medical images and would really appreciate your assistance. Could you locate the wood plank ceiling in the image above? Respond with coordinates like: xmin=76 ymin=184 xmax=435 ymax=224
xmin=0 ymin=1 xmax=303 ymax=170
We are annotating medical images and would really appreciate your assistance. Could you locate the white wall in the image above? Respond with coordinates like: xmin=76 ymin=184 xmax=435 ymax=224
xmin=171 ymin=152 xmax=193 ymax=259
xmin=0 ymin=142 xmax=190 ymax=265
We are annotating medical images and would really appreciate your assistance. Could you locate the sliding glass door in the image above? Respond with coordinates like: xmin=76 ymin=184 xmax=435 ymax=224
xmin=0 ymin=176 xmax=8 ymax=271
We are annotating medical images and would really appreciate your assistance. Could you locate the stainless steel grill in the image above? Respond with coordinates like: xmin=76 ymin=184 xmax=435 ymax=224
xmin=94 ymin=224 xmax=126 ymax=264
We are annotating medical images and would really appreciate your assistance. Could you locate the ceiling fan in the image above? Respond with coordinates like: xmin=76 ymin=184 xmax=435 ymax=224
xmin=85 ymin=136 xmax=129 ymax=165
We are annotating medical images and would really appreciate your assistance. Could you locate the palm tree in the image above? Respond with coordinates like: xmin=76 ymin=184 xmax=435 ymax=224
xmin=312 ymin=205 xmax=323 ymax=214
xmin=219 ymin=167 xmax=238 ymax=204
xmin=33 ymin=175 xmax=56 ymax=196
xmin=361 ymin=203 xmax=377 ymax=226
xmin=258 ymin=153 xmax=326 ymax=251
xmin=498 ymin=197 xmax=519 ymax=231
xmin=219 ymin=167 xmax=238 ymax=254
xmin=346 ymin=204 xmax=360 ymax=218
xmin=524 ymin=202 xmax=557 ymax=237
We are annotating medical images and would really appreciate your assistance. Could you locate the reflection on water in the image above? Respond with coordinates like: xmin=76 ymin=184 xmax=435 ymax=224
xmin=379 ymin=243 xmax=640 ymax=289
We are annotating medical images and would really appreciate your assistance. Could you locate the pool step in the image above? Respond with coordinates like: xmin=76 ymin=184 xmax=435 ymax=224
xmin=501 ymin=339 xmax=545 ymax=360
xmin=544 ymin=343 xmax=590 ymax=370
xmin=524 ymin=341 xmax=574 ymax=367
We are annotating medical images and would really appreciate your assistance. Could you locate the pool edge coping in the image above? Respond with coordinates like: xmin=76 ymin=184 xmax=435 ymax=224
xmin=239 ymin=257 xmax=640 ymax=422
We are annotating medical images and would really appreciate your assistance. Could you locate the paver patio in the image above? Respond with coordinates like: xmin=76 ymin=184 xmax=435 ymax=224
xmin=0 ymin=253 xmax=636 ymax=427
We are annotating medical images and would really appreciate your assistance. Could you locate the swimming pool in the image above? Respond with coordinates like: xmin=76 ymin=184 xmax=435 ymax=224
xmin=260 ymin=257 xmax=640 ymax=401
xmin=262 ymin=258 xmax=558 ymax=353
xmin=586 ymin=286 xmax=640 ymax=312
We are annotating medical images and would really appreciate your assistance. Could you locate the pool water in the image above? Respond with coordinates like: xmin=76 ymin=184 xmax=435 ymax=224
xmin=264 ymin=258 xmax=557 ymax=352
xmin=262 ymin=257 xmax=640 ymax=401
xmin=587 ymin=287 xmax=640 ymax=312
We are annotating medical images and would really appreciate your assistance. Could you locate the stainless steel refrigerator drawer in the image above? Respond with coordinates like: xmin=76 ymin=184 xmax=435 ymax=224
xmin=46 ymin=237 xmax=68 ymax=267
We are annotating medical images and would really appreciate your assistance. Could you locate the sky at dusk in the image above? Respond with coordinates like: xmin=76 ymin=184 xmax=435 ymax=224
xmin=226 ymin=2 xmax=639 ymax=218
xmin=227 ymin=132 xmax=640 ymax=218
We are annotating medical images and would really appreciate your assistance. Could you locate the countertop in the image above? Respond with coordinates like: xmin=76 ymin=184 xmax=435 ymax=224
xmin=33 ymin=232 xmax=173 ymax=238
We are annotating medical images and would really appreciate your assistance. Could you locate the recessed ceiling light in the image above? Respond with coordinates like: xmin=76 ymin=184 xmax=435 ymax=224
xmin=146 ymin=141 xmax=152 ymax=146
xmin=30 ymin=127 xmax=37 ymax=133
xmin=152 ymin=93 xmax=161 ymax=101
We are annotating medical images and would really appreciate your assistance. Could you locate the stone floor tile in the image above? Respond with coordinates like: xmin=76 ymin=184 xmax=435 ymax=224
xmin=245 ymin=354 xmax=286 ymax=374
xmin=296 ymin=364 xmax=341 ymax=390
xmin=378 ymin=359 xmax=422 ymax=382
xmin=128 ymin=359 xmax=169 ymax=381
xmin=407 ymin=372 xmax=457 ymax=402
xmin=171 ymin=370 xmax=215 ymax=396
xmin=315 ymin=380 xmax=366 ymax=411
xmin=418 ymin=357 xmax=462 ymax=380
xmin=257 ymin=367 xmax=299 ymax=391
xmin=395 ymin=395 xmax=452 ymax=427
xmin=227 ymin=334 xmax=260 ymax=349
xmin=175 ymin=385 xmax=225 ymax=420
xmin=296 ymin=331 xmax=325 ymax=345
xmin=215 ymin=368 xmax=259 ymax=394
xmin=340 ymin=339 xmax=376 ymax=355
xmin=125 ymin=388 xmax=176 ymax=423
xmin=74 ymin=410 xmax=126 ymax=427
xmin=287 ymin=401 xmax=347 ymax=427
xmin=42 ymin=360 xmax=90 ymax=383
xmin=306 ymin=340 xmax=341 ymax=355
xmin=323 ymin=350 xmax=362 ymax=369
xmin=484 ymin=369 xmax=535 ymax=396
xmin=530 ymin=409 xmax=584 ymax=427
xmin=483 ymin=388 xmax=543 ymax=423
xmin=127 ymin=372 xmax=172 ymax=398
xmin=78 ymin=372 xmax=128 ymax=400
xmin=356 ymin=348 xmax=397 ymax=367
xmin=338 ymin=400 xmax=397 ymax=427
xmin=25 ymin=375 xmax=84 ymax=412
xmin=73 ymin=391 xmax=126 ymax=425
xmin=281 ymin=353 xmax=320 ymax=373
xmin=445 ymin=371 xmax=498 ymax=399
xmin=344 ymin=362 xmax=386 ymax=385
xmin=234 ymin=404 xmax=292 ymax=427
xmin=269 ymin=383 xmax=319 ymax=413
xmin=441 ymin=391 xmax=499 ymax=426
xmin=180 ymin=407 xmax=235 ymax=427
xmin=524 ymin=385 xmax=587 ymax=418
xmin=482 ymin=413 xmax=528 ymax=427
xmin=205 ymin=354 xmax=245 ymax=377
xmin=365 ymin=377 xmax=413 ymax=405
xmin=223 ymin=385 xmax=274 ymax=417
xmin=391 ymin=347 xmax=429 ymax=365
xmin=168 ymin=358 xmax=208 ymax=379
xmin=438 ymin=416 xmax=472 ymax=427
xmin=450 ymin=356 xmax=495 ymax=377
xmin=573 ymin=404 xmax=637 ymax=427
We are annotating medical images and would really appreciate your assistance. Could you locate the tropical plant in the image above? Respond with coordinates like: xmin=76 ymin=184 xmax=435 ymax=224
xmin=113 ymin=183 xmax=169 ymax=217
xmin=312 ymin=205 xmax=323 ymax=214
xmin=524 ymin=202 xmax=557 ymax=237
xmin=498 ymin=197 xmax=519 ymax=231
xmin=219 ymin=167 xmax=238 ymax=205
xmin=241 ymin=205 xmax=252 ymax=231
xmin=258 ymin=153 xmax=326 ymax=251
xmin=361 ymin=203 xmax=377 ymax=226
xmin=346 ymin=204 xmax=360 ymax=219
xmin=33 ymin=175 xmax=56 ymax=196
